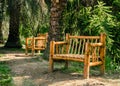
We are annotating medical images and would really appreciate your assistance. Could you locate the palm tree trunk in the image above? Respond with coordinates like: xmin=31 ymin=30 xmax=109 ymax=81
xmin=0 ymin=22 xmax=4 ymax=43
xmin=0 ymin=0 xmax=4 ymax=44
xmin=4 ymin=0 xmax=22 ymax=48
xmin=43 ymin=0 xmax=67 ymax=59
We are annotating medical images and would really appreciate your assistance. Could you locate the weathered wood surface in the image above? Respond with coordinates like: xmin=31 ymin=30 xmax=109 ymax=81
xmin=25 ymin=33 xmax=48 ymax=56
xmin=49 ymin=33 xmax=106 ymax=79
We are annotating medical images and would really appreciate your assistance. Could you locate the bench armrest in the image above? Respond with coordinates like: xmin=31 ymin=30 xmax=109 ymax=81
xmin=85 ymin=42 xmax=104 ymax=53
xmin=53 ymin=41 xmax=67 ymax=45
xmin=85 ymin=42 xmax=105 ymax=64
xmin=50 ymin=41 xmax=68 ymax=57
xmin=89 ymin=43 xmax=103 ymax=47
xmin=25 ymin=37 xmax=33 ymax=47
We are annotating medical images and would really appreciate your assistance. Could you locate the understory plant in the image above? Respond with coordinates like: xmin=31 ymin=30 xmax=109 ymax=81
xmin=0 ymin=62 xmax=13 ymax=86
xmin=20 ymin=0 xmax=49 ymax=38
xmin=61 ymin=0 xmax=120 ymax=72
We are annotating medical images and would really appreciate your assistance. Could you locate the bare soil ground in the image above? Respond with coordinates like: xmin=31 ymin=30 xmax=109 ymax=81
xmin=0 ymin=47 xmax=120 ymax=86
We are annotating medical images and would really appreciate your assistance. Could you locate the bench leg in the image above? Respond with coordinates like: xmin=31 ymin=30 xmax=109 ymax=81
xmin=100 ymin=61 xmax=105 ymax=75
xmin=49 ymin=57 xmax=54 ymax=72
xmin=84 ymin=63 xmax=90 ymax=79
xmin=84 ymin=64 xmax=90 ymax=79
xmin=25 ymin=48 xmax=28 ymax=55
xmin=32 ymin=49 xmax=34 ymax=56
xmin=64 ymin=61 xmax=68 ymax=68
xmin=84 ymin=57 xmax=90 ymax=79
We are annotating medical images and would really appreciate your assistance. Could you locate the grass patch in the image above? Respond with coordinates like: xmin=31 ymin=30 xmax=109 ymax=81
xmin=53 ymin=58 xmax=120 ymax=78
xmin=0 ymin=62 xmax=13 ymax=86
xmin=0 ymin=63 xmax=11 ymax=74
xmin=54 ymin=61 xmax=83 ymax=74
xmin=0 ymin=54 xmax=4 ymax=58
xmin=105 ymin=56 xmax=120 ymax=74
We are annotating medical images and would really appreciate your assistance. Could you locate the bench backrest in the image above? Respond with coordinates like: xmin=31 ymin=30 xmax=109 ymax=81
xmin=66 ymin=33 xmax=105 ymax=54
xmin=34 ymin=33 xmax=48 ymax=48
xmin=25 ymin=33 xmax=48 ymax=49
xmin=55 ymin=33 xmax=106 ymax=57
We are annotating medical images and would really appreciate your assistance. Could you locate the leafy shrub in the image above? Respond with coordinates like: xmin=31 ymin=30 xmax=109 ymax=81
xmin=61 ymin=0 xmax=120 ymax=72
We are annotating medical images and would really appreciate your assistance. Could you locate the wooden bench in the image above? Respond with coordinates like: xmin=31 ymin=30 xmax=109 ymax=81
xmin=25 ymin=33 xmax=48 ymax=56
xmin=49 ymin=33 xmax=106 ymax=79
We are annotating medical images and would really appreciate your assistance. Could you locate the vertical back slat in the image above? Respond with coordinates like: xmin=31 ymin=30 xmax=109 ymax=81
xmin=62 ymin=45 xmax=65 ymax=54
xmin=91 ymin=39 xmax=94 ymax=43
xmin=81 ymin=39 xmax=85 ymax=54
xmin=78 ymin=39 xmax=82 ymax=54
xmin=74 ymin=39 xmax=78 ymax=54
xmin=56 ymin=45 xmax=58 ymax=54
xmin=87 ymin=39 xmax=90 ymax=43
xmin=71 ymin=39 xmax=75 ymax=54
xmin=96 ymin=46 xmax=99 ymax=61
xmin=66 ymin=33 xmax=70 ymax=54
xmin=68 ymin=39 xmax=72 ymax=53
xmin=92 ymin=47 xmax=94 ymax=62
xmin=95 ymin=39 xmax=98 ymax=43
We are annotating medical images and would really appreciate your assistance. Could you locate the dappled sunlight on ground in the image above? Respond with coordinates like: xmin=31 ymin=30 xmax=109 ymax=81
xmin=0 ymin=48 xmax=120 ymax=86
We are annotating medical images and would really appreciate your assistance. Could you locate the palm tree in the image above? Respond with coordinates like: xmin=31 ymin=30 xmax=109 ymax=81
xmin=0 ymin=25 xmax=3 ymax=43
xmin=21 ymin=0 xmax=49 ymax=37
xmin=43 ymin=0 xmax=67 ymax=59
xmin=0 ymin=0 xmax=5 ymax=43
xmin=4 ymin=0 xmax=22 ymax=48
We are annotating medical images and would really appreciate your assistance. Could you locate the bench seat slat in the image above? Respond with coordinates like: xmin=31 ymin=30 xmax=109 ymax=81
xmin=54 ymin=54 xmax=84 ymax=58
xmin=53 ymin=54 xmax=84 ymax=62
xmin=53 ymin=54 xmax=100 ymax=62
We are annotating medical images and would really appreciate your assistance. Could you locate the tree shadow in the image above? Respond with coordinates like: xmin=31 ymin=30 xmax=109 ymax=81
xmin=0 ymin=47 xmax=119 ymax=86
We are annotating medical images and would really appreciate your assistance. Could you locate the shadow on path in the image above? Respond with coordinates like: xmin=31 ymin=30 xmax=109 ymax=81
xmin=0 ymin=46 xmax=120 ymax=86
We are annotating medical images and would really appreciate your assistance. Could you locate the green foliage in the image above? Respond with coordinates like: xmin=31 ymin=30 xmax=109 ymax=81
xmin=109 ymin=21 xmax=120 ymax=64
xmin=55 ymin=60 xmax=120 ymax=76
xmin=112 ymin=0 xmax=120 ymax=8
xmin=112 ymin=0 xmax=120 ymax=20
xmin=61 ymin=0 xmax=120 ymax=70
xmin=61 ymin=0 xmax=83 ymax=35
xmin=105 ymin=56 xmax=120 ymax=74
xmin=85 ymin=1 xmax=116 ymax=52
xmin=0 ymin=74 xmax=12 ymax=86
xmin=0 ymin=54 xmax=4 ymax=57
xmin=62 ymin=1 xmax=115 ymax=54
xmin=20 ymin=0 xmax=49 ymax=38
xmin=0 ymin=64 xmax=11 ymax=74
xmin=54 ymin=62 xmax=83 ymax=74
xmin=21 ymin=0 xmax=40 ymax=37
xmin=0 ymin=62 xmax=13 ymax=86
xmin=110 ymin=0 xmax=120 ymax=63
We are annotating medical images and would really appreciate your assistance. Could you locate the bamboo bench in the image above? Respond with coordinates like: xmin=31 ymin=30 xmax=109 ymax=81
xmin=25 ymin=33 xmax=48 ymax=56
xmin=49 ymin=33 xmax=106 ymax=79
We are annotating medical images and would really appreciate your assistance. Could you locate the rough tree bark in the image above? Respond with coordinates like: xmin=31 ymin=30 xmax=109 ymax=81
xmin=4 ymin=0 xmax=22 ymax=48
xmin=0 ymin=0 xmax=4 ymax=43
xmin=0 ymin=22 xmax=4 ymax=44
xmin=43 ymin=0 xmax=67 ymax=59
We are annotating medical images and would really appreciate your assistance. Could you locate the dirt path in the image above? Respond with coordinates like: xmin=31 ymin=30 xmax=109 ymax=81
xmin=0 ymin=48 xmax=120 ymax=86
